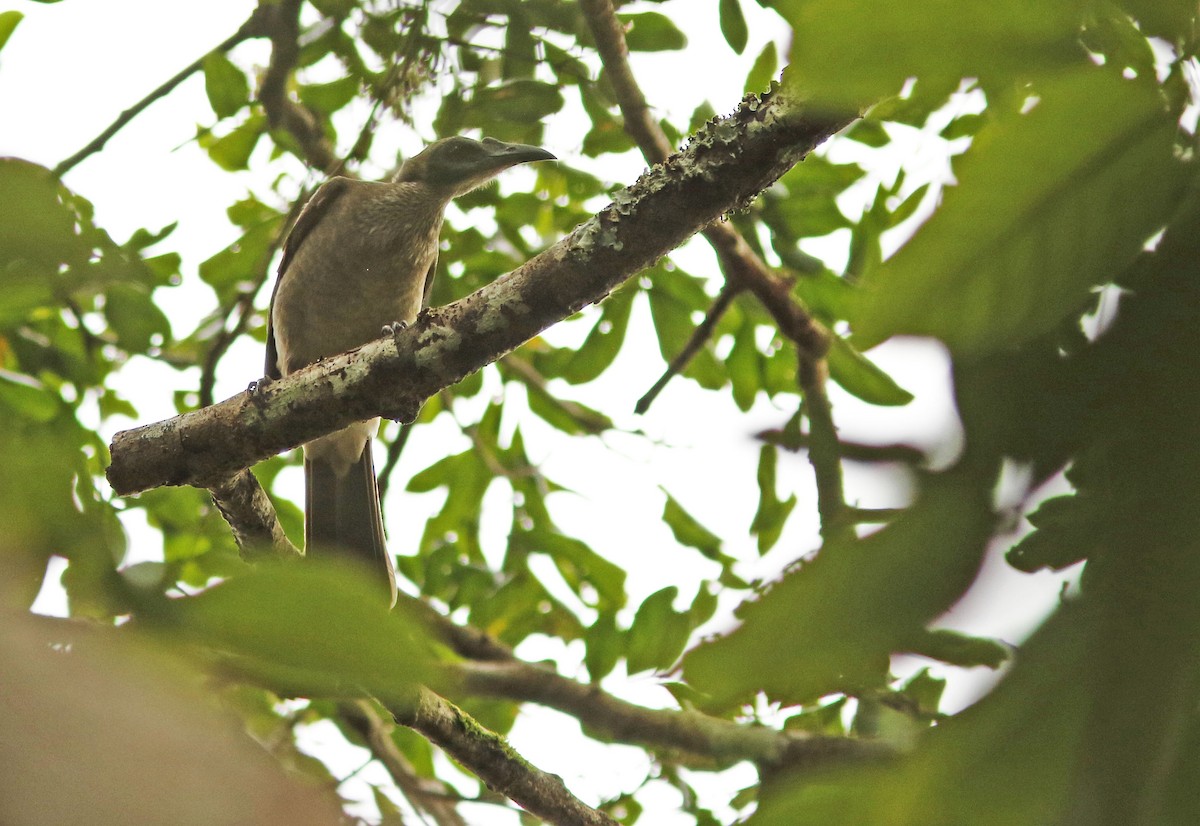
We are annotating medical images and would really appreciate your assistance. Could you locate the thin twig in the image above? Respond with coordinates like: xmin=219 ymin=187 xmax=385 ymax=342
xmin=54 ymin=7 xmax=271 ymax=176
xmin=635 ymin=281 xmax=741 ymax=414
xmin=377 ymin=422 xmax=414 ymax=502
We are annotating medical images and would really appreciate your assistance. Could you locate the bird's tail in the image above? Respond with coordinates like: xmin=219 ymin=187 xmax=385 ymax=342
xmin=305 ymin=441 xmax=398 ymax=606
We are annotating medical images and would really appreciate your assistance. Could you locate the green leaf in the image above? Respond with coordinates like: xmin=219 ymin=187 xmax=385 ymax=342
xmin=157 ymin=564 xmax=436 ymax=699
xmin=750 ymin=445 xmax=797 ymax=554
xmin=719 ymin=0 xmax=749 ymax=54
xmin=903 ymin=628 xmax=1011 ymax=669
xmin=0 ymin=370 xmax=59 ymax=422
xmin=887 ymin=183 xmax=930 ymax=228
xmin=104 ymin=283 xmax=172 ymax=352
xmin=202 ymin=52 xmax=249 ymax=119
xmin=547 ymin=282 xmax=635 ymax=385
xmin=684 ymin=469 xmax=995 ymax=710
xmin=1121 ymin=0 xmax=1196 ymax=39
xmin=519 ymin=529 xmax=627 ymax=610
xmin=941 ymin=113 xmax=989 ymax=141
xmin=727 ymin=315 xmax=761 ymax=412
xmin=584 ymin=611 xmax=623 ymax=681
xmin=662 ymin=492 xmax=723 ymax=561
xmin=619 ymin=12 xmax=687 ymax=51
xmin=474 ymin=80 xmax=564 ymax=123
xmin=745 ymin=41 xmax=778 ymax=94
xmin=523 ymin=379 xmax=613 ymax=435
xmin=855 ymin=69 xmax=1186 ymax=356
xmin=199 ymin=113 xmax=265 ymax=171
xmin=298 ymin=76 xmax=360 ymax=114
xmin=0 ymin=158 xmax=91 ymax=272
xmin=626 ymin=587 xmax=691 ymax=673
xmin=780 ymin=0 xmax=1093 ymax=108
xmin=0 ymin=11 xmax=22 ymax=53
xmin=826 ymin=336 xmax=913 ymax=407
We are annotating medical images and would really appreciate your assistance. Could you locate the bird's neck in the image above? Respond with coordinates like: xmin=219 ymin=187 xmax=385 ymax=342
xmin=357 ymin=180 xmax=453 ymax=243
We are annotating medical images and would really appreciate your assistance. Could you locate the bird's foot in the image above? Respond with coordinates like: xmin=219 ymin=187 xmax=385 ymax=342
xmin=247 ymin=376 xmax=273 ymax=393
xmin=382 ymin=320 xmax=408 ymax=345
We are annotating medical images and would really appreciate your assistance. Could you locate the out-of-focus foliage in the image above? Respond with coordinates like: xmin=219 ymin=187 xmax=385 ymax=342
xmin=4 ymin=0 xmax=1200 ymax=824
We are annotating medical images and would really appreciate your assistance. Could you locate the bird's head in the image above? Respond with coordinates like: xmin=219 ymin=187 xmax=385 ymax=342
xmin=395 ymin=136 xmax=556 ymax=197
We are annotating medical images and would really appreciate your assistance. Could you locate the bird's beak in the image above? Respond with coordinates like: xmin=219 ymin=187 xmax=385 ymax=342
xmin=481 ymin=138 xmax=557 ymax=168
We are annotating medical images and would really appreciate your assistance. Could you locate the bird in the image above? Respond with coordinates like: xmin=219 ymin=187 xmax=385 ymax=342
xmin=265 ymin=136 xmax=557 ymax=605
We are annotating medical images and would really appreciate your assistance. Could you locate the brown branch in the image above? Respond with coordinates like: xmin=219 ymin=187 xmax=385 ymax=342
xmin=798 ymin=358 xmax=851 ymax=542
xmin=106 ymin=88 xmax=852 ymax=496
xmin=389 ymin=688 xmax=619 ymax=826
xmin=580 ymin=0 xmax=832 ymax=390
xmin=54 ymin=6 xmax=272 ymax=176
xmin=756 ymin=428 xmax=927 ymax=465
xmin=259 ymin=0 xmax=340 ymax=173
xmin=208 ymin=469 xmax=302 ymax=561
xmin=339 ymin=700 xmax=468 ymax=826
xmin=635 ymin=281 xmax=741 ymax=414
xmin=452 ymin=659 xmax=896 ymax=772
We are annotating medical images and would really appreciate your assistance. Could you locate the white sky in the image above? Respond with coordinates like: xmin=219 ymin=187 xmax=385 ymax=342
xmin=3 ymin=1 xmax=1081 ymax=822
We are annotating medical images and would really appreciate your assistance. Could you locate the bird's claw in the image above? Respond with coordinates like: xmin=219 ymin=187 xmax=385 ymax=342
xmin=248 ymin=376 xmax=272 ymax=393
xmin=383 ymin=320 xmax=408 ymax=343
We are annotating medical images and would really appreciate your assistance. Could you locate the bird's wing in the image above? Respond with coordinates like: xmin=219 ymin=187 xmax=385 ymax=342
xmin=420 ymin=253 xmax=439 ymax=310
xmin=264 ymin=177 xmax=354 ymax=379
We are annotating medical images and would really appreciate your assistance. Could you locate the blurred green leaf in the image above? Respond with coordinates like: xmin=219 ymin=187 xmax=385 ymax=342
xmin=780 ymin=0 xmax=1092 ymax=107
xmin=626 ymin=586 xmax=691 ymax=673
xmin=158 ymin=564 xmax=436 ymax=699
xmin=538 ymin=282 xmax=636 ymax=385
xmin=750 ymin=445 xmax=796 ymax=554
xmin=826 ymin=336 xmax=913 ymax=406
xmin=727 ymin=315 xmax=761 ymax=411
xmin=662 ymin=492 xmax=723 ymax=562
xmin=474 ymin=80 xmax=564 ymax=123
xmin=584 ymin=610 xmax=623 ymax=681
xmin=855 ymin=69 xmax=1185 ymax=356
xmin=619 ymin=12 xmax=687 ymax=51
xmin=684 ymin=469 xmax=994 ymax=710
xmin=745 ymin=40 xmax=778 ymax=94
xmin=719 ymin=0 xmax=749 ymax=54
xmin=298 ymin=76 xmax=360 ymax=114
xmin=518 ymin=528 xmax=627 ymax=610
xmin=103 ymin=283 xmax=171 ymax=352
xmin=903 ymin=628 xmax=1011 ymax=669
xmin=0 ymin=11 xmax=22 ymax=52
xmin=202 ymin=52 xmax=249 ymax=119
xmin=199 ymin=113 xmax=266 ymax=172
xmin=0 ymin=158 xmax=91 ymax=272
xmin=0 ymin=369 xmax=58 ymax=422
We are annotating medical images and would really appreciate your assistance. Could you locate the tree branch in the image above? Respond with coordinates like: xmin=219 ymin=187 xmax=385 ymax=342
xmin=259 ymin=0 xmax=340 ymax=174
xmin=53 ymin=6 xmax=272 ymax=177
xmin=208 ymin=469 xmax=302 ymax=561
xmin=451 ymin=659 xmax=895 ymax=772
xmin=580 ymin=0 xmax=832 ymax=362
xmin=389 ymin=688 xmax=619 ymax=826
xmin=798 ymin=358 xmax=851 ymax=542
xmin=338 ymin=700 xmax=468 ymax=826
xmin=106 ymin=87 xmax=852 ymax=496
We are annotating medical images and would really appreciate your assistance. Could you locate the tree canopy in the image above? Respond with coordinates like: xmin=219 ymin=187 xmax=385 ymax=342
xmin=3 ymin=1 xmax=1200 ymax=824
